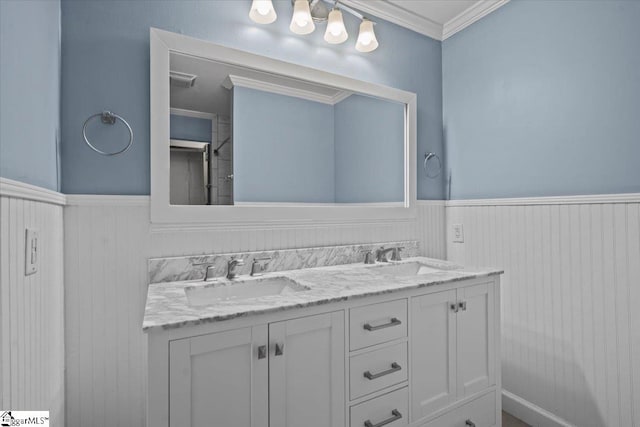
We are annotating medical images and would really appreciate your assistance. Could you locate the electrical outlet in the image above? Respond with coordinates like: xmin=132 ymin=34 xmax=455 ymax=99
xmin=452 ymin=224 xmax=464 ymax=243
xmin=25 ymin=229 xmax=39 ymax=276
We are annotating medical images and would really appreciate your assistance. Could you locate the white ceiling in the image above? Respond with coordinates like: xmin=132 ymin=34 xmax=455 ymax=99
xmin=387 ymin=0 xmax=477 ymax=25
xmin=341 ymin=0 xmax=510 ymax=40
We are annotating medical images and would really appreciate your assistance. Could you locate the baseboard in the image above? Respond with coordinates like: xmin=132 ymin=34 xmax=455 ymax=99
xmin=502 ymin=390 xmax=573 ymax=427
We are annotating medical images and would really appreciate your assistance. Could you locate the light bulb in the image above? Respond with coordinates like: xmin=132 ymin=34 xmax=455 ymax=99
xmin=249 ymin=0 xmax=277 ymax=24
xmin=324 ymin=8 xmax=348 ymax=44
xmin=355 ymin=19 xmax=378 ymax=53
xmin=256 ymin=2 xmax=270 ymax=15
xmin=290 ymin=0 xmax=315 ymax=35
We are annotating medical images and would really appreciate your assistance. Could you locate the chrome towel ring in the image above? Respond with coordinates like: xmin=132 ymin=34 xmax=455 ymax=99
xmin=82 ymin=111 xmax=133 ymax=156
xmin=424 ymin=152 xmax=441 ymax=179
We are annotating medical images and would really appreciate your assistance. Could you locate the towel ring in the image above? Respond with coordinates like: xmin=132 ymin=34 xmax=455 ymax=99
xmin=424 ymin=152 xmax=441 ymax=179
xmin=82 ymin=111 xmax=133 ymax=156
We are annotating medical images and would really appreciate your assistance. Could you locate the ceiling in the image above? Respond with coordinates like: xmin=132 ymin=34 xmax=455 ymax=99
xmin=341 ymin=0 xmax=510 ymax=40
xmin=387 ymin=1 xmax=478 ymax=25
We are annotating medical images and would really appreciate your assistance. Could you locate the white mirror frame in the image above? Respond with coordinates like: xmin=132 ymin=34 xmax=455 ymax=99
xmin=150 ymin=28 xmax=417 ymax=228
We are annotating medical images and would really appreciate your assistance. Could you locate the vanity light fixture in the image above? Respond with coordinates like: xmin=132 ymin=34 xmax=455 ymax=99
xmin=248 ymin=0 xmax=379 ymax=53
xmin=249 ymin=0 xmax=277 ymax=24
xmin=290 ymin=0 xmax=316 ymax=35
xmin=324 ymin=8 xmax=348 ymax=44
xmin=355 ymin=18 xmax=378 ymax=53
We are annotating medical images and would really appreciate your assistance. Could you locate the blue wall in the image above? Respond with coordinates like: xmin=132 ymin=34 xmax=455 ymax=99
xmin=334 ymin=94 xmax=404 ymax=203
xmin=0 ymin=0 xmax=60 ymax=191
xmin=60 ymin=0 xmax=443 ymax=198
xmin=170 ymin=115 xmax=211 ymax=142
xmin=233 ymin=86 xmax=335 ymax=203
xmin=443 ymin=0 xmax=640 ymax=199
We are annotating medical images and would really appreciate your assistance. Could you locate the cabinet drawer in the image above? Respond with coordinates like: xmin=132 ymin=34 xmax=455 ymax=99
xmin=350 ymin=387 xmax=408 ymax=427
xmin=350 ymin=299 xmax=407 ymax=350
xmin=419 ymin=391 xmax=496 ymax=427
xmin=350 ymin=342 xmax=407 ymax=400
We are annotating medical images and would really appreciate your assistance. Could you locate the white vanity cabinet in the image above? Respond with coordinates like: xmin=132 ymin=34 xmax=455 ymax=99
xmin=411 ymin=282 xmax=497 ymax=426
xmin=147 ymin=275 xmax=500 ymax=427
xmin=269 ymin=311 xmax=345 ymax=427
xmin=166 ymin=312 xmax=344 ymax=427
xmin=169 ymin=326 xmax=269 ymax=427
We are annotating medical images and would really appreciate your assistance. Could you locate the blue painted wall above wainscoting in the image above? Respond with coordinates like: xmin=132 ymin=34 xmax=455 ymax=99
xmin=169 ymin=115 xmax=211 ymax=143
xmin=0 ymin=0 xmax=61 ymax=191
xmin=443 ymin=0 xmax=640 ymax=200
xmin=233 ymin=86 xmax=336 ymax=203
xmin=60 ymin=0 xmax=444 ymax=199
xmin=334 ymin=94 xmax=404 ymax=203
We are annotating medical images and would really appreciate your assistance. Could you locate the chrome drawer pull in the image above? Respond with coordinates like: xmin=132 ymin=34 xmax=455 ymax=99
xmin=275 ymin=343 xmax=284 ymax=356
xmin=465 ymin=420 xmax=476 ymax=427
xmin=257 ymin=345 xmax=267 ymax=359
xmin=363 ymin=362 xmax=402 ymax=380
xmin=364 ymin=409 xmax=402 ymax=427
xmin=363 ymin=317 xmax=402 ymax=331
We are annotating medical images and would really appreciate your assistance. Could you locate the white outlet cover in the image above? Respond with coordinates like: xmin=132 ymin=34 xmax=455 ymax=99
xmin=452 ymin=224 xmax=464 ymax=243
xmin=25 ymin=228 xmax=39 ymax=276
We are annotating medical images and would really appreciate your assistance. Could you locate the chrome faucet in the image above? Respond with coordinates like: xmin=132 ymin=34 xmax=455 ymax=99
xmin=226 ymin=258 xmax=245 ymax=279
xmin=376 ymin=247 xmax=395 ymax=262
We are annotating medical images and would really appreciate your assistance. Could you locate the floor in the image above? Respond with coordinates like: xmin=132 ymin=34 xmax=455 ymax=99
xmin=503 ymin=411 xmax=531 ymax=427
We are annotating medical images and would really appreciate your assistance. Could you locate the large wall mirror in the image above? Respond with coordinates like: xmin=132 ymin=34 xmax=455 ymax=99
xmin=151 ymin=29 xmax=416 ymax=225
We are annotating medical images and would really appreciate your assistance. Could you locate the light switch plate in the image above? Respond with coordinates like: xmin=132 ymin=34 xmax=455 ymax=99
xmin=25 ymin=229 xmax=39 ymax=276
xmin=452 ymin=224 xmax=464 ymax=243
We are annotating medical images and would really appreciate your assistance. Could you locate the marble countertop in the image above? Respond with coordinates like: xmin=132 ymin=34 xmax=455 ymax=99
xmin=143 ymin=257 xmax=503 ymax=332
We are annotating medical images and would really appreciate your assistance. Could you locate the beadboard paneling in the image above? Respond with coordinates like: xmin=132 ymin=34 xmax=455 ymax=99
xmin=417 ymin=201 xmax=446 ymax=259
xmin=63 ymin=199 xmax=445 ymax=427
xmin=0 ymin=195 xmax=65 ymax=425
xmin=447 ymin=202 xmax=640 ymax=427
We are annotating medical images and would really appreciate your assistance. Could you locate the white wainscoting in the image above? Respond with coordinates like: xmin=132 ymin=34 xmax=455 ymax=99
xmin=63 ymin=197 xmax=445 ymax=427
xmin=0 ymin=179 xmax=65 ymax=425
xmin=446 ymin=197 xmax=640 ymax=427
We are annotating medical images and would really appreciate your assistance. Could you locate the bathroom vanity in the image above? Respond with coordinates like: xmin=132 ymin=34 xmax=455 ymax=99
xmin=144 ymin=254 xmax=502 ymax=427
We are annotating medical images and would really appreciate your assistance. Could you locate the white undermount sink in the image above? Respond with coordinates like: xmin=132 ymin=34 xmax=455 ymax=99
xmin=372 ymin=262 xmax=441 ymax=277
xmin=185 ymin=277 xmax=310 ymax=306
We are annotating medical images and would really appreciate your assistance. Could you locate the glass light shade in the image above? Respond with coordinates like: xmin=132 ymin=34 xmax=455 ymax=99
xmin=290 ymin=0 xmax=315 ymax=35
xmin=355 ymin=19 xmax=379 ymax=53
xmin=324 ymin=9 xmax=348 ymax=44
xmin=249 ymin=0 xmax=277 ymax=24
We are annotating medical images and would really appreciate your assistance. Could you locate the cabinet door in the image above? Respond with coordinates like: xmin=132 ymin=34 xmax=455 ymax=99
xmin=269 ymin=311 xmax=345 ymax=427
xmin=411 ymin=290 xmax=458 ymax=421
xmin=169 ymin=325 xmax=268 ymax=427
xmin=457 ymin=283 xmax=495 ymax=398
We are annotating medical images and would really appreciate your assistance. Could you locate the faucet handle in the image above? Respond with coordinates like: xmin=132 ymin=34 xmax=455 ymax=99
xmin=251 ymin=257 xmax=272 ymax=276
xmin=360 ymin=250 xmax=375 ymax=264
xmin=391 ymin=247 xmax=404 ymax=261
xmin=192 ymin=262 xmax=217 ymax=281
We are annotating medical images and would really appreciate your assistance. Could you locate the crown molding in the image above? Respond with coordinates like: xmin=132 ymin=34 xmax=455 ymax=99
xmin=443 ymin=0 xmax=510 ymax=40
xmin=340 ymin=0 xmax=509 ymax=41
xmin=339 ymin=0 xmax=443 ymax=41
xmin=223 ymin=74 xmax=350 ymax=105
xmin=0 ymin=178 xmax=66 ymax=206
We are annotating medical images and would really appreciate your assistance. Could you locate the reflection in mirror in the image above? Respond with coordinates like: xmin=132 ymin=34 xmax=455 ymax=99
xmin=168 ymin=52 xmax=405 ymax=206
